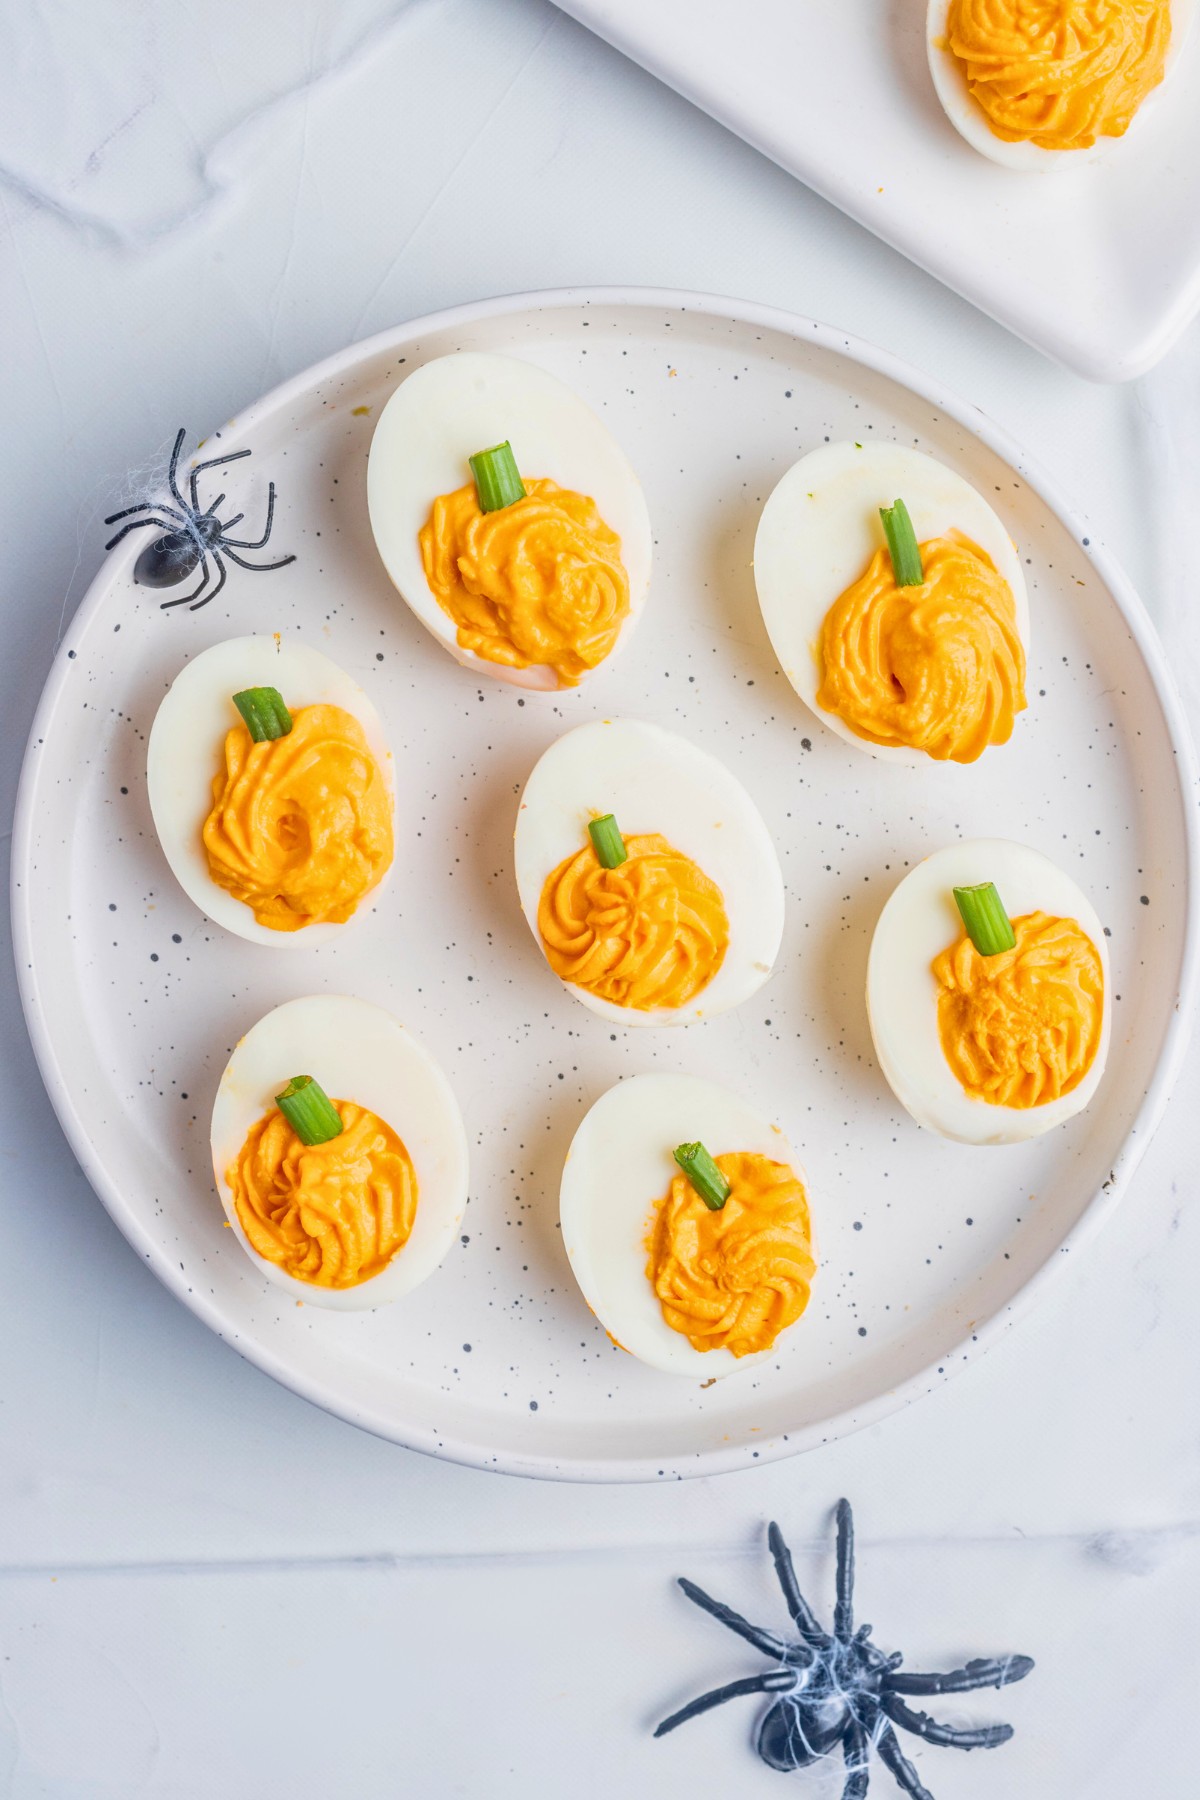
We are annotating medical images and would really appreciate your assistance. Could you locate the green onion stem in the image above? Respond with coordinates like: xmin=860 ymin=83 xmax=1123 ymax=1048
xmin=674 ymin=1141 xmax=731 ymax=1211
xmin=233 ymin=687 xmax=293 ymax=742
xmin=588 ymin=813 xmax=628 ymax=869
xmin=469 ymin=440 xmax=526 ymax=513
xmin=953 ymin=882 xmax=1017 ymax=957
xmin=879 ymin=498 xmax=924 ymax=587
xmin=275 ymin=1075 xmax=344 ymax=1146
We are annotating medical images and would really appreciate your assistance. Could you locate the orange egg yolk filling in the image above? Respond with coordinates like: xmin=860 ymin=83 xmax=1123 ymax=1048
xmin=227 ymin=1100 xmax=417 ymax=1289
xmin=646 ymin=1151 xmax=816 ymax=1357
xmin=816 ymin=532 xmax=1026 ymax=763
xmin=203 ymin=703 xmax=393 ymax=932
xmin=537 ymin=833 xmax=729 ymax=1011
xmin=945 ymin=0 xmax=1171 ymax=151
xmin=419 ymin=477 xmax=630 ymax=687
xmin=933 ymin=910 xmax=1104 ymax=1107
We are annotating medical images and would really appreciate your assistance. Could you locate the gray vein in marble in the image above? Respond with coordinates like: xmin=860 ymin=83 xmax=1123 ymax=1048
xmin=4 ymin=1520 xmax=1198 ymax=1580
xmin=0 ymin=0 xmax=433 ymax=252
xmin=346 ymin=7 xmax=560 ymax=340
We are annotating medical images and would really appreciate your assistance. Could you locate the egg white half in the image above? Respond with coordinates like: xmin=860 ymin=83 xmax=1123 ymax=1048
xmin=366 ymin=351 xmax=653 ymax=691
xmin=560 ymin=1072 xmax=810 ymax=1377
xmin=513 ymin=718 xmax=784 ymax=1027
xmin=867 ymin=838 xmax=1111 ymax=1145
xmin=147 ymin=635 xmax=395 ymax=947
xmin=753 ymin=441 xmax=1029 ymax=763
xmin=211 ymin=994 xmax=469 ymax=1309
xmin=927 ymin=0 xmax=1196 ymax=172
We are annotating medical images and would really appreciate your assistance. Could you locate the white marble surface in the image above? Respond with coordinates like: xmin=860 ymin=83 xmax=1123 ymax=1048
xmin=1 ymin=1 xmax=1198 ymax=1794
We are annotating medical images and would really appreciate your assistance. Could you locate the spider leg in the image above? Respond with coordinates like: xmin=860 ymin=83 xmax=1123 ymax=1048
xmin=160 ymin=549 xmax=212 ymax=610
xmin=887 ymin=1656 xmax=1033 ymax=1696
xmin=221 ymin=479 xmax=276 ymax=549
xmin=104 ymin=500 xmax=188 ymax=529
xmin=875 ymin=1723 xmax=935 ymax=1800
xmin=676 ymin=1577 xmax=789 ymax=1660
xmin=189 ymin=449 xmax=251 ymax=513
xmin=104 ymin=516 xmax=181 ymax=552
xmin=189 ymin=449 xmax=250 ymax=518
xmin=192 ymin=549 xmax=228 ymax=611
xmin=220 ymin=547 xmax=297 ymax=574
xmin=216 ymin=514 xmax=245 ymax=536
xmin=201 ymin=491 xmax=226 ymax=518
xmin=166 ymin=429 xmax=189 ymax=512
xmin=835 ymin=1498 xmax=855 ymax=1639
xmin=190 ymin=445 xmax=252 ymax=477
xmin=882 ymin=1694 xmax=1013 ymax=1751
xmin=654 ymin=1668 xmax=796 ymax=1738
xmin=841 ymin=1716 xmax=870 ymax=1800
xmin=766 ymin=1521 xmax=831 ymax=1645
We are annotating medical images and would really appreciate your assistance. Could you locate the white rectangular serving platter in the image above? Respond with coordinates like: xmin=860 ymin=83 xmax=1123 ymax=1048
xmin=553 ymin=0 xmax=1200 ymax=382
xmin=12 ymin=290 xmax=1198 ymax=1481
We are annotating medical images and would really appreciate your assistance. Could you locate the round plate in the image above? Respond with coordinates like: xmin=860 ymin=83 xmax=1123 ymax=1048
xmin=12 ymin=289 xmax=1198 ymax=1481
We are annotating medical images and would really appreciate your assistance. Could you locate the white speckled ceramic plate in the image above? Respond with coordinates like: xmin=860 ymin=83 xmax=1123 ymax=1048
xmin=12 ymin=290 xmax=1199 ymax=1481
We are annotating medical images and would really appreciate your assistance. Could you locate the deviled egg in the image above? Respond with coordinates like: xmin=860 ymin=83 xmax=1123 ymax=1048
xmin=754 ymin=442 xmax=1029 ymax=764
xmin=367 ymin=351 xmax=652 ymax=692
xmin=927 ymin=0 xmax=1191 ymax=171
xmin=148 ymin=635 xmax=394 ymax=945
xmin=868 ymin=839 xmax=1110 ymax=1145
xmin=211 ymin=995 xmax=468 ymax=1309
xmin=560 ymin=1073 xmax=816 ymax=1377
xmin=514 ymin=718 xmax=784 ymax=1026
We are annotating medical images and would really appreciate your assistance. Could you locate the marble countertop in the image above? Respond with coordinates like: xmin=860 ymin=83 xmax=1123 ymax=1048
xmin=2 ymin=2 xmax=1198 ymax=1793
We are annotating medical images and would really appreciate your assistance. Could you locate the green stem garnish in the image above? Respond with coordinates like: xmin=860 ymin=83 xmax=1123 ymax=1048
xmin=879 ymin=498 xmax=923 ymax=587
xmin=469 ymin=440 xmax=526 ymax=513
xmin=588 ymin=813 xmax=628 ymax=869
xmin=674 ymin=1141 xmax=731 ymax=1211
xmin=275 ymin=1075 xmax=344 ymax=1146
xmin=233 ymin=687 xmax=293 ymax=742
xmin=953 ymin=882 xmax=1016 ymax=957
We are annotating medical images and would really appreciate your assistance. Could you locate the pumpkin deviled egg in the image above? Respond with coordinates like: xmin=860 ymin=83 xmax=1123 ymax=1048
xmin=514 ymin=719 xmax=784 ymax=1026
xmin=560 ymin=1073 xmax=816 ymax=1377
xmin=755 ymin=442 xmax=1029 ymax=765
xmin=927 ymin=0 xmax=1193 ymax=171
xmin=147 ymin=635 xmax=394 ymax=944
xmin=868 ymin=839 xmax=1110 ymax=1145
xmin=367 ymin=351 xmax=652 ymax=691
xmin=211 ymin=996 xmax=468 ymax=1308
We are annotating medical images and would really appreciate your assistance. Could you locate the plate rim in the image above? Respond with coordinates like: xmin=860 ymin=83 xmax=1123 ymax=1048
xmin=12 ymin=284 xmax=1200 ymax=1481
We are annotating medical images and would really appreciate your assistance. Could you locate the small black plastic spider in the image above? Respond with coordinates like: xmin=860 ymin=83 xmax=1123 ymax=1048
xmin=655 ymin=1501 xmax=1033 ymax=1799
xmin=103 ymin=428 xmax=295 ymax=611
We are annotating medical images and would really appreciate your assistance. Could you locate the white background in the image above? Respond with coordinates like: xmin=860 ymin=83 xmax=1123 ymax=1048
xmin=2 ymin=2 xmax=1199 ymax=1794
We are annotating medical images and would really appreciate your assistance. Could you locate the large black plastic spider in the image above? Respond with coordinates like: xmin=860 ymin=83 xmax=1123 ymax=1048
xmin=655 ymin=1501 xmax=1033 ymax=1799
xmin=103 ymin=428 xmax=295 ymax=611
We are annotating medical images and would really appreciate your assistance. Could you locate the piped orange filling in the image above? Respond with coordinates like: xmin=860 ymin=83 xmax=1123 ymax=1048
xmin=538 ymin=832 xmax=728 ymax=1011
xmin=203 ymin=703 xmax=392 ymax=931
xmin=646 ymin=1151 xmax=815 ymax=1357
xmin=227 ymin=1100 xmax=417 ymax=1289
xmin=945 ymin=0 xmax=1171 ymax=151
xmin=817 ymin=532 xmax=1025 ymax=763
xmin=933 ymin=910 xmax=1104 ymax=1107
xmin=419 ymin=477 xmax=629 ymax=686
